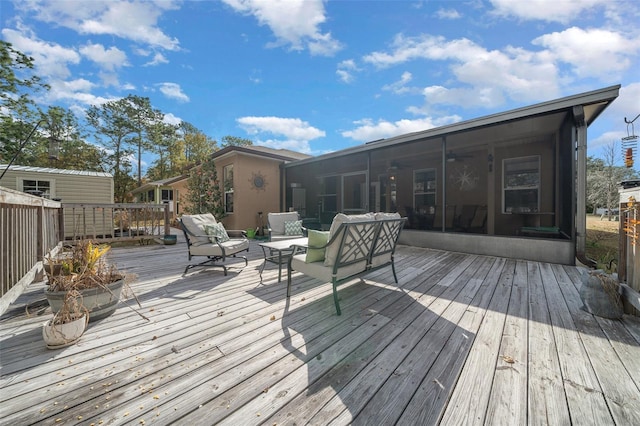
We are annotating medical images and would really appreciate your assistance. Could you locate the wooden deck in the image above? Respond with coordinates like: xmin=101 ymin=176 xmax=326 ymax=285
xmin=1 ymin=235 xmax=640 ymax=425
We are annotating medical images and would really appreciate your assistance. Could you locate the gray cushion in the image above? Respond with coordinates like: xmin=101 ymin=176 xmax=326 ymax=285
xmin=324 ymin=213 xmax=376 ymax=267
xmin=181 ymin=214 xmax=217 ymax=244
xmin=189 ymin=238 xmax=249 ymax=256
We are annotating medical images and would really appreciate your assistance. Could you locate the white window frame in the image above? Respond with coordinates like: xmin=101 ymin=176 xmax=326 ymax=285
xmin=223 ymin=164 xmax=234 ymax=214
xmin=19 ymin=178 xmax=55 ymax=198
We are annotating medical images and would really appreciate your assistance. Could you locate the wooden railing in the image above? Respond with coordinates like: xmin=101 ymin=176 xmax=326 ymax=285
xmin=0 ymin=191 xmax=171 ymax=315
xmin=0 ymin=188 xmax=62 ymax=308
xmin=61 ymin=203 xmax=171 ymax=243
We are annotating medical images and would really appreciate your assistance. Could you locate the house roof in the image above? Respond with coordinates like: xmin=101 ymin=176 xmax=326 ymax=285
xmin=131 ymin=174 xmax=187 ymax=194
xmin=284 ymin=85 xmax=620 ymax=168
xmin=0 ymin=164 xmax=112 ymax=178
xmin=211 ymin=145 xmax=312 ymax=162
xmin=130 ymin=146 xmax=310 ymax=195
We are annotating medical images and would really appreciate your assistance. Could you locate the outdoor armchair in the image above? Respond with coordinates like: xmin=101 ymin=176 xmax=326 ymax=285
xmin=267 ymin=211 xmax=307 ymax=241
xmin=179 ymin=213 xmax=249 ymax=275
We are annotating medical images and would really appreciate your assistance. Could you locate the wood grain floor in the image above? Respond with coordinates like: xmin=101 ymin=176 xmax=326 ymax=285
xmin=1 ymin=234 xmax=639 ymax=425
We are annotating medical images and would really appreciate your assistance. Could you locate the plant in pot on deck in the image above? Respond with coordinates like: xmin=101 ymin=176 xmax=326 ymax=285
xmin=44 ymin=240 xmax=128 ymax=322
xmin=42 ymin=289 xmax=89 ymax=349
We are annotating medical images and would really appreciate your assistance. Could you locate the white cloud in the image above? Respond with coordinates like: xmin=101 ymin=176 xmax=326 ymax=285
xmin=98 ymin=72 xmax=120 ymax=88
xmin=533 ymin=27 xmax=638 ymax=81
xmin=79 ymin=43 xmax=128 ymax=71
xmin=237 ymin=116 xmax=325 ymax=140
xmin=2 ymin=28 xmax=80 ymax=79
xmin=435 ymin=8 xmax=461 ymax=20
xmin=589 ymin=82 xmax=640 ymax=151
xmin=588 ymin=130 xmax=627 ymax=152
xmin=222 ymin=0 xmax=342 ymax=56
xmin=256 ymin=139 xmax=312 ymax=154
xmin=144 ymin=53 xmax=169 ymax=67
xmin=336 ymin=59 xmax=359 ymax=83
xmin=364 ymin=34 xmax=560 ymax=107
xmin=15 ymin=0 xmax=181 ymax=50
xmin=489 ymin=0 xmax=606 ymax=24
xmin=157 ymin=83 xmax=189 ymax=103
xmin=163 ymin=112 xmax=183 ymax=126
xmin=611 ymin=83 xmax=640 ymax=121
xmin=45 ymin=78 xmax=116 ymax=107
xmin=382 ymin=72 xmax=415 ymax=95
xmin=342 ymin=115 xmax=461 ymax=142
xmin=421 ymin=85 xmax=506 ymax=109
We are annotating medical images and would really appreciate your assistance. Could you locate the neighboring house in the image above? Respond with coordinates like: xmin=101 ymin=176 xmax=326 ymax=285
xmin=0 ymin=164 xmax=114 ymax=237
xmin=131 ymin=175 xmax=187 ymax=222
xmin=282 ymin=85 xmax=620 ymax=265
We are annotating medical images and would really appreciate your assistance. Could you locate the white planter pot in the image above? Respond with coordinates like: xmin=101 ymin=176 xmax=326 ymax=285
xmin=42 ymin=313 xmax=88 ymax=349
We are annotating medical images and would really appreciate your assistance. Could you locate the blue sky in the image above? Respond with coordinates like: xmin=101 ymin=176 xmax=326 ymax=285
xmin=2 ymin=0 xmax=640 ymax=172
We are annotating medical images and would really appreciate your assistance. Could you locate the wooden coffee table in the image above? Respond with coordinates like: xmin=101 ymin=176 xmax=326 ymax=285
xmin=258 ymin=237 xmax=308 ymax=282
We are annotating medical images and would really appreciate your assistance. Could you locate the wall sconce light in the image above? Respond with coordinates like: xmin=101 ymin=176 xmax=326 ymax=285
xmin=487 ymin=154 xmax=494 ymax=172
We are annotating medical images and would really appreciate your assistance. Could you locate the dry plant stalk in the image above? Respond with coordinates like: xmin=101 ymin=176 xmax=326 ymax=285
xmin=45 ymin=240 xmax=124 ymax=292
xmin=590 ymin=270 xmax=622 ymax=311
xmin=50 ymin=290 xmax=89 ymax=326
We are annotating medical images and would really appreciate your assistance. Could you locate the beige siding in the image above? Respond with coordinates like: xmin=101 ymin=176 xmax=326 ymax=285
xmin=218 ymin=154 xmax=283 ymax=231
xmin=0 ymin=168 xmax=113 ymax=237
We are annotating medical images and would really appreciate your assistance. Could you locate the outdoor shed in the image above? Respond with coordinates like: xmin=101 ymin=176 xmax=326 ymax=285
xmin=283 ymin=85 xmax=620 ymax=265
xmin=0 ymin=164 xmax=114 ymax=238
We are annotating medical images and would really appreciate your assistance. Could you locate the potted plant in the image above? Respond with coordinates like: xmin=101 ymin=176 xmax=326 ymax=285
xmin=42 ymin=290 xmax=89 ymax=349
xmin=579 ymin=269 xmax=623 ymax=319
xmin=44 ymin=240 xmax=127 ymax=322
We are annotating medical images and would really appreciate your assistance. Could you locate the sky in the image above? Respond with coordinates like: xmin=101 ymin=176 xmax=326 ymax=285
xmin=2 ymin=0 xmax=640 ymax=173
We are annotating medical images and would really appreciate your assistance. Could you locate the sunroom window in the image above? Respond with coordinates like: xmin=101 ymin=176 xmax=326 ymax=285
xmin=503 ymin=156 xmax=540 ymax=213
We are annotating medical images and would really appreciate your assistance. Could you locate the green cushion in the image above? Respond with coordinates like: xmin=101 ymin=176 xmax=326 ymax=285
xmin=204 ymin=223 xmax=230 ymax=243
xmin=305 ymin=230 xmax=329 ymax=263
xmin=284 ymin=220 xmax=303 ymax=236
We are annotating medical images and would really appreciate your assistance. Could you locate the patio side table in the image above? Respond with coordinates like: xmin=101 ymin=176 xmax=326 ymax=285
xmin=258 ymin=237 xmax=308 ymax=283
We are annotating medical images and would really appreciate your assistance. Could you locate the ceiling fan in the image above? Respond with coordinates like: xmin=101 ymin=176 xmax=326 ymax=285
xmin=446 ymin=151 xmax=473 ymax=162
xmin=387 ymin=160 xmax=405 ymax=171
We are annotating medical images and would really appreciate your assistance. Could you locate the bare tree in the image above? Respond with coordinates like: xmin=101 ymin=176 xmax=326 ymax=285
xmin=587 ymin=141 xmax=638 ymax=220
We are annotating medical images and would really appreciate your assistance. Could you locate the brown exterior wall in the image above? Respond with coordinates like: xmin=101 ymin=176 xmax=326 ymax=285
xmin=175 ymin=153 xmax=287 ymax=232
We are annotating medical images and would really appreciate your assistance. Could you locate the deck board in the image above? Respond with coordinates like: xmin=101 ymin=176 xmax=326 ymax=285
xmin=1 ymin=235 xmax=640 ymax=425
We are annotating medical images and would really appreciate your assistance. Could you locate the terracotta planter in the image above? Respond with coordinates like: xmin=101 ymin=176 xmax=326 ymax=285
xmin=42 ymin=313 xmax=88 ymax=349
xmin=45 ymin=279 xmax=124 ymax=322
